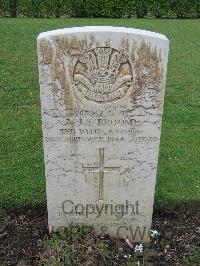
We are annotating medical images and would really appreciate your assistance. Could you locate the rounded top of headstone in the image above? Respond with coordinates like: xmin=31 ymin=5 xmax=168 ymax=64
xmin=37 ymin=26 xmax=168 ymax=42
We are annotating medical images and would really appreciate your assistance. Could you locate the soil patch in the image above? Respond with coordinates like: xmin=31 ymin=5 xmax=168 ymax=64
xmin=0 ymin=206 xmax=199 ymax=265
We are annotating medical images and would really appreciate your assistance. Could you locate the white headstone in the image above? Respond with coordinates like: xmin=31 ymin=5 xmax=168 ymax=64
xmin=37 ymin=26 xmax=169 ymax=243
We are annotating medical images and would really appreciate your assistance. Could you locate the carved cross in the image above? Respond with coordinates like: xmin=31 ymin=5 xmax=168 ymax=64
xmin=83 ymin=148 xmax=120 ymax=201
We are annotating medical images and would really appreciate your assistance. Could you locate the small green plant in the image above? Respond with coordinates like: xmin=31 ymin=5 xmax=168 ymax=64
xmin=185 ymin=245 xmax=200 ymax=265
xmin=39 ymin=224 xmax=138 ymax=265
xmin=40 ymin=224 xmax=93 ymax=265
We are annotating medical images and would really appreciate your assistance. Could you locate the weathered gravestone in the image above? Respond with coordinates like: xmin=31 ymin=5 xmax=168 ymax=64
xmin=37 ymin=26 xmax=169 ymax=243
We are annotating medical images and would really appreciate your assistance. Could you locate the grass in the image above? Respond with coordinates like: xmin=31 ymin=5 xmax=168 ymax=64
xmin=0 ymin=18 xmax=200 ymax=208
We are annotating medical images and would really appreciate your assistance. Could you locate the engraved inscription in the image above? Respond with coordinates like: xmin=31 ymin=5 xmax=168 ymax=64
xmin=83 ymin=148 xmax=120 ymax=201
xmin=73 ymin=47 xmax=133 ymax=103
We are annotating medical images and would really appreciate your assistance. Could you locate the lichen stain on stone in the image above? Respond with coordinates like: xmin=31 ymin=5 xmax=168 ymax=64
xmin=39 ymin=39 xmax=53 ymax=65
xmin=50 ymin=34 xmax=110 ymax=110
xmin=119 ymin=37 xmax=130 ymax=57
xmin=40 ymin=35 xmax=164 ymax=121
xmin=41 ymin=34 xmax=101 ymax=152
xmin=104 ymin=38 xmax=111 ymax=47
xmin=53 ymin=34 xmax=99 ymax=58
xmin=130 ymin=41 xmax=164 ymax=102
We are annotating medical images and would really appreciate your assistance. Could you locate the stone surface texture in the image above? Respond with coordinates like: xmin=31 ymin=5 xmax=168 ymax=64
xmin=37 ymin=26 xmax=169 ymax=243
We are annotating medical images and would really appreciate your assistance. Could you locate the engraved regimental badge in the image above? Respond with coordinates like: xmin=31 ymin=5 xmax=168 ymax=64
xmin=73 ymin=47 xmax=133 ymax=103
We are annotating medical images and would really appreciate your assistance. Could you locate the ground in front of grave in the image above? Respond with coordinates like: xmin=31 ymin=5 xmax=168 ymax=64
xmin=0 ymin=205 xmax=199 ymax=265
